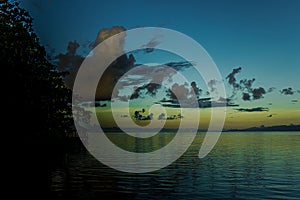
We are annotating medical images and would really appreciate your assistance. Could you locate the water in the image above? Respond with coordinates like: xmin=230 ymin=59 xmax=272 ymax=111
xmin=50 ymin=132 xmax=300 ymax=199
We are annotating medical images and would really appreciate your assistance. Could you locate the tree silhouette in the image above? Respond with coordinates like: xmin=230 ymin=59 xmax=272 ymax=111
xmin=1 ymin=1 xmax=79 ymax=195
xmin=1 ymin=1 xmax=75 ymax=142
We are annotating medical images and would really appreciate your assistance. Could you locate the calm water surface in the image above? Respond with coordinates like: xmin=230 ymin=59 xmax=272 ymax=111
xmin=50 ymin=132 xmax=300 ymax=199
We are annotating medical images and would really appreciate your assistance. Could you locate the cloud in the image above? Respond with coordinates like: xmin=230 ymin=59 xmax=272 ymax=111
xmin=166 ymin=81 xmax=203 ymax=102
xmin=56 ymin=41 xmax=85 ymax=88
xmin=67 ymin=40 xmax=79 ymax=55
xmin=167 ymin=83 xmax=190 ymax=101
xmin=159 ymin=97 xmax=238 ymax=108
xmin=226 ymin=67 xmax=242 ymax=88
xmin=57 ymin=26 xmax=137 ymax=101
xmin=239 ymin=78 xmax=255 ymax=92
xmin=267 ymin=87 xmax=276 ymax=93
xmin=114 ymin=62 xmax=193 ymax=101
xmin=242 ymin=92 xmax=251 ymax=101
xmin=164 ymin=61 xmax=194 ymax=71
xmin=252 ymin=87 xmax=266 ymax=99
xmin=291 ymin=99 xmax=298 ymax=103
xmin=218 ymin=97 xmax=230 ymax=103
xmin=57 ymin=26 xmax=197 ymax=101
xmin=57 ymin=40 xmax=81 ymax=69
xmin=140 ymin=35 xmax=162 ymax=53
xmin=90 ymin=26 xmax=132 ymax=100
xmin=130 ymin=83 xmax=161 ymax=100
xmin=191 ymin=81 xmax=202 ymax=97
xmin=280 ymin=87 xmax=294 ymax=95
xmin=207 ymin=79 xmax=218 ymax=92
xmin=235 ymin=107 xmax=269 ymax=112
xmin=159 ymin=81 xmax=238 ymax=108
xmin=92 ymin=26 xmax=126 ymax=50
xmin=226 ymin=67 xmax=267 ymax=101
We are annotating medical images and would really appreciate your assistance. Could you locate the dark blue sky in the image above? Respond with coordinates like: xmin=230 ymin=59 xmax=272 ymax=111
xmin=21 ymin=0 xmax=300 ymax=109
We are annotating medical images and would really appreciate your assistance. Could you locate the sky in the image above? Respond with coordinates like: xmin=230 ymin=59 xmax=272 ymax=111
xmin=21 ymin=0 xmax=300 ymax=129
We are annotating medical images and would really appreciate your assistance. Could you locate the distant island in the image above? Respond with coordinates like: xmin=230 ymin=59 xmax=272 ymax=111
xmin=225 ymin=124 xmax=300 ymax=132
xmin=99 ymin=124 xmax=300 ymax=133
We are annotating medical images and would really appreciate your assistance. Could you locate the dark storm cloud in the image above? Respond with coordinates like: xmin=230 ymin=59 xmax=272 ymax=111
xmin=130 ymin=83 xmax=161 ymax=100
xmin=291 ymin=99 xmax=298 ymax=103
xmin=280 ymin=87 xmax=294 ymax=95
xmin=239 ymin=78 xmax=255 ymax=92
xmin=235 ymin=107 xmax=269 ymax=112
xmin=114 ymin=62 xmax=193 ymax=101
xmin=165 ymin=82 xmax=206 ymax=104
xmin=252 ymin=87 xmax=266 ymax=100
xmin=226 ymin=67 xmax=242 ymax=88
xmin=242 ymin=93 xmax=251 ymax=101
xmin=159 ymin=81 xmax=238 ymax=109
xmin=226 ymin=67 xmax=267 ymax=101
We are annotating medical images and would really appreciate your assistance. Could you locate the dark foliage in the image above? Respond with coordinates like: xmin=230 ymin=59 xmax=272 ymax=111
xmin=1 ymin=1 xmax=79 ymax=196
xmin=1 ymin=1 xmax=75 ymax=142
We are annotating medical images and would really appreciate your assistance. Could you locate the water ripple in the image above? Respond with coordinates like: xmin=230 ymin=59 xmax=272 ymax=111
xmin=50 ymin=132 xmax=300 ymax=199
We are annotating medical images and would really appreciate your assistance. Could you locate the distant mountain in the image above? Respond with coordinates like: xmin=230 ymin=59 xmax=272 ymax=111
xmin=225 ymin=124 xmax=300 ymax=132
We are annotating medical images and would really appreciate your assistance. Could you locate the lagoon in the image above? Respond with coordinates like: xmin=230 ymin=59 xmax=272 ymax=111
xmin=50 ymin=132 xmax=300 ymax=199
